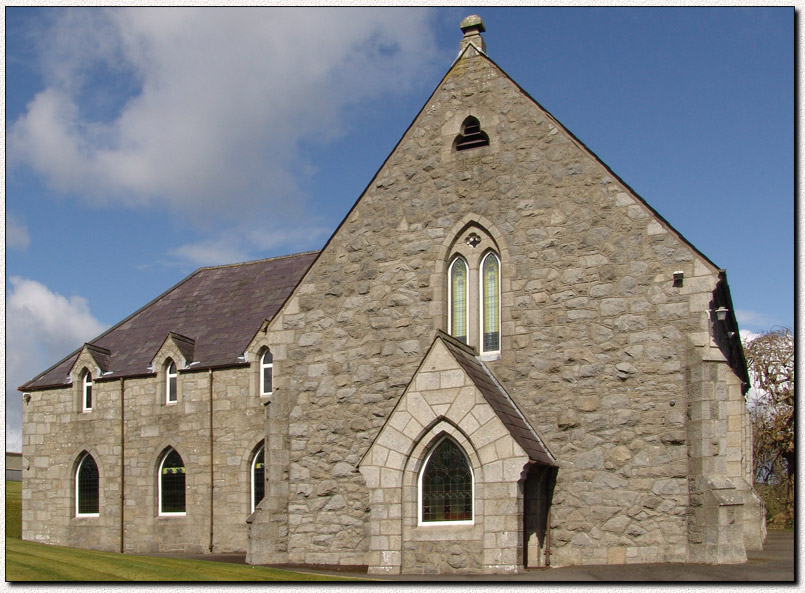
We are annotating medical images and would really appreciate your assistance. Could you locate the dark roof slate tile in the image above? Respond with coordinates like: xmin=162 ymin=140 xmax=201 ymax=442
xmin=21 ymin=251 xmax=317 ymax=391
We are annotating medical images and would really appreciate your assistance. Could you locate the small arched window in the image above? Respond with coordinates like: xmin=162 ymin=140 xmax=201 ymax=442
xmin=75 ymin=453 xmax=99 ymax=517
xmin=481 ymin=252 xmax=501 ymax=354
xmin=448 ymin=257 xmax=469 ymax=344
xmin=260 ymin=350 xmax=273 ymax=396
xmin=251 ymin=443 xmax=265 ymax=513
xmin=159 ymin=448 xmax=186 ymax=515
xmin=82 ymin=370 xmax=93 ymax=412
xmin=419 ymin=437 xmax=473 ymax=524
xmin=166 ymin=359 xmax=178 ymax=404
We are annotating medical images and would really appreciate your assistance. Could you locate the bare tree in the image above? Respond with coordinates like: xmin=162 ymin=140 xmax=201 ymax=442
xmin=743 ymin=327 xmax=794 ymax=524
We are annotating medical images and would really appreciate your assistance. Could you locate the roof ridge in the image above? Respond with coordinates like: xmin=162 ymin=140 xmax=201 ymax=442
xmin=434 ymin=329 xmax=477 ymax=356
xmin=196 ymin=250 xmax=320 ymax=272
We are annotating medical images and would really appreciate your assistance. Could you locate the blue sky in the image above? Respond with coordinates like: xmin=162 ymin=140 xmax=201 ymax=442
xmin=5 ymin=7 xmax=794 ymax=451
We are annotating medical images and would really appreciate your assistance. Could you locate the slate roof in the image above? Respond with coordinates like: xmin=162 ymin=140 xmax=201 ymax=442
xmin=20 ymin=251 xmax=318 ymax=391
xmin=438 ymin=332 xmax=557 ymax=467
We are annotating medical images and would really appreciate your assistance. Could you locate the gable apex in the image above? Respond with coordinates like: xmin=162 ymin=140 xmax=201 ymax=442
xmin=359 ymin=331 xmax=555 ymax=469
xmin=150 ymin=332 xmax=196 ymax=370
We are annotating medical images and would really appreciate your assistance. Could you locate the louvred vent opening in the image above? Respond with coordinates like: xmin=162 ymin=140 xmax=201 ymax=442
xmin=455 ymin=116 xmax=489 ymax=151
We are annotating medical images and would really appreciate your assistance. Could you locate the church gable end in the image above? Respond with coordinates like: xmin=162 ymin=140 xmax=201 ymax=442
xmin=253 ymin=15 xmax=759 ymax=572
xmin=22 ymin=15 xmax=760 ymax=575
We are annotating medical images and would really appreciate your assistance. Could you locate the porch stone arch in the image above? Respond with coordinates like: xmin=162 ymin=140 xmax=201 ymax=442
xmin=401 ymin=418 xmax=485 ymax=530
xmin=359 ymin=336 xmax=533 ymax=575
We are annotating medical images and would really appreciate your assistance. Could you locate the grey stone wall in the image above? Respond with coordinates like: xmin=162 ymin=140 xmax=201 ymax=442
xmin=249 ymin=44 xmax=759 ymax=571
xmin=22 ymin=353 xmax=265 ymax=554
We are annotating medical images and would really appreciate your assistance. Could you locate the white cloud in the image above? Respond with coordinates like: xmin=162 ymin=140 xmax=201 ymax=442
xmin=6 ymin=212 xmax=30 ymax=250
xmin=167 ymin=220 xmax=331 ymax=268
xmin=6 ymin=277 xmax=108 ymax=452
xmin=735 ymin=309 xmax=780 ymax=332
xmin=169 ymin=238 xmax=250 ymax=269
xmin=9 ymin=8 xmax=439 ymax=225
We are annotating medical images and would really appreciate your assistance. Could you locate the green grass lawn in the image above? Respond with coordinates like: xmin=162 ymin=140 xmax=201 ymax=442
xmin=5 ymin=481 xmax=365 ymax=582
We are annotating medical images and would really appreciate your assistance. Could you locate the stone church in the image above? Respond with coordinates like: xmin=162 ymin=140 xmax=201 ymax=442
xmin=20 ymin=16 xmax=765 ymax=575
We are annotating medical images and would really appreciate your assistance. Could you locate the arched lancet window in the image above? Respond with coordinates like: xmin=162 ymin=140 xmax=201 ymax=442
xmin=159 ymin=448 xmax=186 ymax=515
xmin=260 ymin=350 xmax=273 ymax=396
xmin=75 ymin=453 xmax=99 ymax=516
xmin=419 ymin=437 xmax=473 ymax=524
xmin=82 ymin=370 xmax=93 ymax=412
xmin=448 ymin=257 xmax=469 ymax=344
xmin=481 ymin=252 xmax=501 ymax=354
xmin=251 ymin=443 xmax=265 ymax=513
xmin=166 ymin=359 xmax=178 ymax=404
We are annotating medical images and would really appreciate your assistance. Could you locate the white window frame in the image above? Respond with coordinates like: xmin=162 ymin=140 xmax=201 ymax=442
xmin=75 ymin=453 xmax=99 ymax=518
xmin=158 ymin=449 xmax=186 ymax=517
xmin=251 ymin=443 xmax=265 ymax=513
xmin=479 ymin=251 xmax=501 ymax=356
xmin=166 ymin=359 xmax=178 ymax=404
xmin=447 ymin=256 xmax=469 ymax=344
xmin=417 ymin=436 xmax=475 ymax=527
xmin=82 ymin=371 xmax=93 ymax=412
xmin=260 ymin=350 xmax=273 ymax=396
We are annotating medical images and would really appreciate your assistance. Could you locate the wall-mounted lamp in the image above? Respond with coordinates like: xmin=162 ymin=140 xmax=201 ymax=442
xmin=715 ymin=307 xmax=729 ymax=322
xmin=673 ymin=271 xmax=684 ymax=287
xmin=23 ymin=393 xmax=31 ymax=404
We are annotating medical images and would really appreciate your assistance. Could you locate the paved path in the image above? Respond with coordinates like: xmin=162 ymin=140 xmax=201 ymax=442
xmin=162 ymin=531 xmax=796 ymax=581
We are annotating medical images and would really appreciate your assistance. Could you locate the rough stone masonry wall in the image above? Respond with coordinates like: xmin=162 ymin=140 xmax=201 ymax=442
xmin=22 ymin=374 xmax=122 ymax=552
xmin=255 ymin=46 xmax=736 ymax=570
xmin=23 ymin=361 xmax=264 ymax=554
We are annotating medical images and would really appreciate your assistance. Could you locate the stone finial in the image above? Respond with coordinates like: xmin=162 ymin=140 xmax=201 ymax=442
xmin=459 ymin=15 xmax=486 ymax=54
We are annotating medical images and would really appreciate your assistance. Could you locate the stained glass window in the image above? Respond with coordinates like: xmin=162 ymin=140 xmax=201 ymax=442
xmin=252 ymin=444 xmax=265 ymax=512
xmin=166 ymin=360 xmax=177 ymax=403
xmin=160 ymin=448 xmax=186 ymax=514
xmin=76 ymin=453 xmax=99 ymax=516
xmin=482 ymin=252 xmax=500 ymax=352
xmin=421 ymin=439 xmax=473 ymax=523
xmin=261 ymin=350 xmax=273 ymax=395
xmin=449 ymin=258 xmax=468 ymax=344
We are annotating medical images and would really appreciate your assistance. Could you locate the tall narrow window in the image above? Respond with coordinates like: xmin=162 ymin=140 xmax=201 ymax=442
xmin=448 ymin=258 xmax=468 ymax=344
xmin=159 ymin=448 xmax=186 ymax=515
xmin=75 ymin=453 xmax=99 ymax=517
xmin=82 ymin=370 xmax=93 ymax=412
xmin=166 ymin=359 xmax=177 ymax=404
xmin=481 ymin=252 xmax=501 ymax=353
xmin=251 ymin=444 xmax=265 ymax=513
xmin=419 ymin=438 xmax=473 ymax=524
xmin=260 ymin=350 xmax=273 ymax=396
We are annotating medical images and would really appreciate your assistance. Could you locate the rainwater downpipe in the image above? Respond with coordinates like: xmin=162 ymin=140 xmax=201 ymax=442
xmin=545 ymin=507 xmax=551 ymax=567
xmin=209 ymin=368 xmax=214 ymax=553
xmin=120 ymin=377 xmax=125 ymax=554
